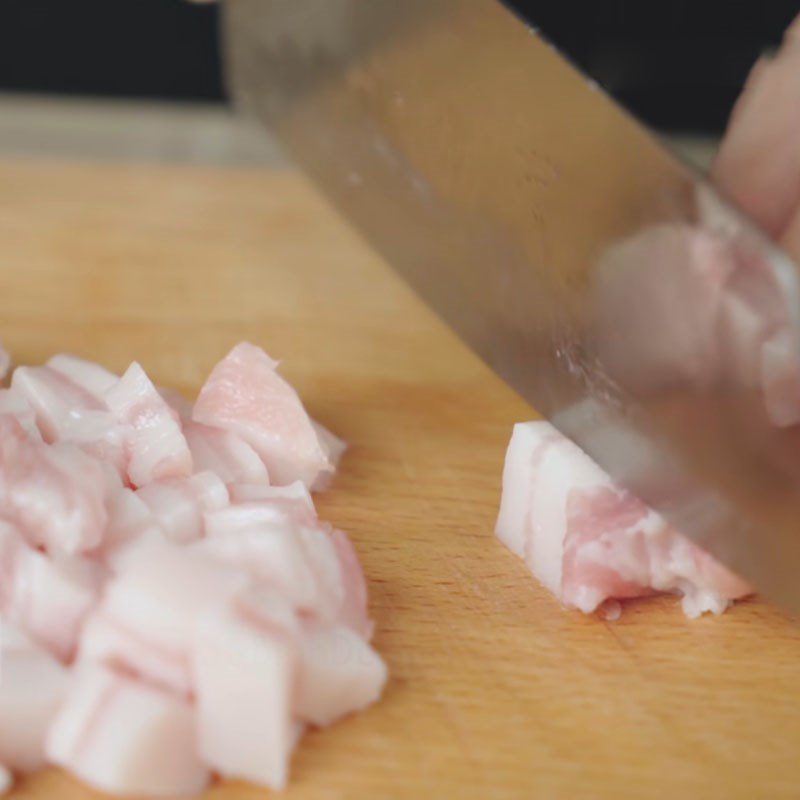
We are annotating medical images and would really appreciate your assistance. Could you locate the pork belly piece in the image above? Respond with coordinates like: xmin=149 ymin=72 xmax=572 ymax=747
xmin=184 ymin=420 xmax=269 ymax=485
xmin=0 ymin=388 xmax=40 ymax=441
xmin=136 ymin=471 xmax=229 ymax=544
xmin=77 ymin=611 xmax=190 ymax=698
xmin=193 ymin=604 xmax=296 ymax=790
xmin=12 ymin=365 xmax=106 ymax=443
xmin=329 ymin=528 xmax=372 ymax=639
xmin=295 ymin=624 xmax=387 ymax=727
xmin=192 ymin=342 xmax=337 ymax=489
xmin=102 ymin=487 xmax=166 ymax=568
xmin=202 ymin=502 xmax=296 ymax=537
xmin=200 ymin=505 xmax=370 ymax=635
xmin=297 ymin=525 xmax=370 ymax=635
xmin=11 ymin=363 xmax=127 ymax=473
xmin=496 ymin=421 xmax=751 ymax=617
xmin=0 ymin=522 xmax=102 ymax=661
xmin=57 ymin=410 xmax=128 ymax=478
xmin=198 ymin=516 xmax=322 ymax=613
xmin=234 ymin=587 xmax=383 ymax=727
xmin=0 ymin=416 xmax=118 ymax=555
xmin=46 ymin=663 xmax=209 ymax=797
xmin=0 ymin=623 xmax=69 ymax=774
xmin=46 ymin=354 xmax=118 ymax=400
xmin=105 ymin=362 xmax=193 ymax=487
xmin=90 ymin=543 xmax=248 ymax=694
xmin=226 ymin=480 xmax=316 ymax=524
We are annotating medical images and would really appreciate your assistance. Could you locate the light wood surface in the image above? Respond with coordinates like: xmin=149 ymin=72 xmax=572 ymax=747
xmin=3 ymin=159 xmax=799 ymax=800
xmin=0 ymin=94 xmax=284 ymax=166
xmin=0 ymin=93 xmax=715 ymax=170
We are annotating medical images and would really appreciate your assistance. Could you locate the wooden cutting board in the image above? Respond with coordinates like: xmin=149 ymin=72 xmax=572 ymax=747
xmin=3 ymin=159 xmax=800 ymax=800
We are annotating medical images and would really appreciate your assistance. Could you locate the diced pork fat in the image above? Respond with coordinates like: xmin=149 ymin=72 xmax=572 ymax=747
xmin=192 ymin=342 xmax=336 ymax=489
xmin=297 ymin=525 xmax=372 ymax=637
xmin=0 ymin=416 xmax=118 ymax=555
xmin=10 ymin=363 xmax=128 ymax=472
xmin=202 ymin=502 xmax=294 ymax=538
xmin=227 ymin=480 xmax=316 ymax=525
xmin=295 ymin=624 xmax=387 ymax=726
xmin=234 ymin=589 xmax=384 ymax=726
xmin=136 ymin=471 xmax=229 ymax=544
xmin=198 ymin=515 xmax=324 ymax=615
xmin=495 ymin=421 xmax=751 ymax=617
xmin=0 ymin=522 xmax=102 ymax=661
xmin=193 ymin=604 xmax=296 ymax=790
xmin=105 ymin=362 xmax=193 ymax=487
xmin=199 ymin=506 xmax=370 ymax=635
xmin=12 ymin=365 xmax=105 ymax=443
xmin=106 ymin=488 xmax=157 ymax=544
xmin=58 ymin=410 xmax=128 ymax=478
xmin=330 ymin=528 xmax=372 ymax=639
xmin=47 ymin=354 xmax=118 ymax=400
xmin=93 ymin=543 xmax=249 ymax=694
xmin=184 ymin=420 xmax=269 ymax=485
xmin=0 ymin=344 xmax=383 ymax=796
xmin=0 ymin=623 xmax=69 ymax=773
xmin=77 ymin=611 xmax=192 ymax=699
xmin=46 ymin=664 xmax=209 ymax=797
xmin=0 ymin=389 xmax=40 ymax=441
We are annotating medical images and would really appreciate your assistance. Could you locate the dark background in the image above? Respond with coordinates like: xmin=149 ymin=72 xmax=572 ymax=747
xmin=0 ymin=1 xmax=797 ymax=133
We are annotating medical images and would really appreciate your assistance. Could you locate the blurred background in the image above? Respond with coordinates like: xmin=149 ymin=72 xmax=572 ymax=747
xmin=0 ymin=0 xmax=796 ymax=165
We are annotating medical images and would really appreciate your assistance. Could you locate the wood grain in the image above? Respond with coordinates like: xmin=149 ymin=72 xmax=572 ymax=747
xmin=2 ymin=159 xmax=799 ymax=800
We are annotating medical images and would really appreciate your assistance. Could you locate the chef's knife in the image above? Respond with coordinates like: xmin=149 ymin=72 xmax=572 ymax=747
xmin=225 ymin=0 xmax=800 ymax=610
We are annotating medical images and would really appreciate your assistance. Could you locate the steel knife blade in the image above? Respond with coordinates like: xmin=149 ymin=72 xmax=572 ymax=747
xmin=225 ymin=0 xmax=800 ymax=610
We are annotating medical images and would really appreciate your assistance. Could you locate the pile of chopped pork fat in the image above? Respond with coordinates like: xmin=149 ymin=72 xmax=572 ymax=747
xmin=0 ymin=341 xmax=386 ymax=796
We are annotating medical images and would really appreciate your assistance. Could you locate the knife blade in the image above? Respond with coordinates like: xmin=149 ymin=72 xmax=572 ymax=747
xmin=225 ymin=0 xmax=800 ymax=610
